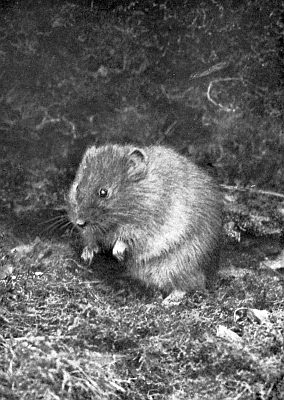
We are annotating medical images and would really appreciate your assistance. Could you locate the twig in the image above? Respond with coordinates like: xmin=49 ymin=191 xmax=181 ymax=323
xmin=190 ymin=61 xmax=228 ymax=79
xmin=161 ymin=84 xmax=194 ymax=100
xmin=35 ymin=114 xmax=61 ymax=131
xmin=206 ymin=77 xmax=242 ymax=112
xmin=221 ymin=184 xmax=284 ymax=199
xmin=164 ymin=120 xmax=178 ymax=137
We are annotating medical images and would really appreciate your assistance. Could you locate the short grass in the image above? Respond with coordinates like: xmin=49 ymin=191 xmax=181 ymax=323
xmin=0 ymin=212 xmax=283 ymax=399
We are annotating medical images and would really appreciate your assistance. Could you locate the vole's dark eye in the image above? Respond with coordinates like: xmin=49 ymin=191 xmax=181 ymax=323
xmin=98 ymin=188 xmax=108 ymax=198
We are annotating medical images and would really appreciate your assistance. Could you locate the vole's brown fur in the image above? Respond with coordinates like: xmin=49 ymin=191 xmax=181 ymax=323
xmin=68 ymin=144 xmax=223 ymax=294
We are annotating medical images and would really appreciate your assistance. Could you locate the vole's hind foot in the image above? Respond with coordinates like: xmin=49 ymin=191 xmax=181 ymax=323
xmin=112 ymin=240 xmax=127 ymax=262
xmin=162 ymin=290 xmax=186 ymax=307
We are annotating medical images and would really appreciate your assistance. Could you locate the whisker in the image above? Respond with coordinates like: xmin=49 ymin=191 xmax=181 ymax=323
xmin=39 ymin=219 xmax=71 ymax=235
xmin=69 ymin=225 xmax=77 ymax=237
xmin=42 ymin=220 xmax=67 ymax=231
xmin=60 ymin=221 xmax=73 ymax=231
xmin=38 ymin=215 xmax=68 ymax=226
xmin=93 ymin=224 xmax=107 ymax=235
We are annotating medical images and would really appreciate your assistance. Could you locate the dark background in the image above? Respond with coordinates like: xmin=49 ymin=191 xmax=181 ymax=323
xmin=0 ymin=0 xmax=283 ymax=213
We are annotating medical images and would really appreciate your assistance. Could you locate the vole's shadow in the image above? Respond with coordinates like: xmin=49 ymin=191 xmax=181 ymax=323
xmin=69 ymin=248 xmax=157 ymax=300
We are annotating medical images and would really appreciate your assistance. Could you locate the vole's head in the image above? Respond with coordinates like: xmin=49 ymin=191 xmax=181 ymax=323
xmin=68 ymin=144 xmax=149 ymax=234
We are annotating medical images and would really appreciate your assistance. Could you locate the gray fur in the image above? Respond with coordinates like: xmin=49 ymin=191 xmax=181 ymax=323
xmin=68 ymin=144 xmax=223 ymax=294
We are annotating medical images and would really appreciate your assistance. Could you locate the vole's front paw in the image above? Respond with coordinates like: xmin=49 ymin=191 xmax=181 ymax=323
xmin=113 ymin=240 xmax=127 ymax=262
xmin=81 ymin=246 xmax=98 ymax=265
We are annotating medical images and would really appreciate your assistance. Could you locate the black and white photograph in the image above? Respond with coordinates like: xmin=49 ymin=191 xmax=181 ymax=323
xmin=0 ymin=1 xmax=283 ymax=399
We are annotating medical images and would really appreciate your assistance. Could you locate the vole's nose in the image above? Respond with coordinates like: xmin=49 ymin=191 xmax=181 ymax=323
xmin=76 ymin=218 xmax=87 ymax=228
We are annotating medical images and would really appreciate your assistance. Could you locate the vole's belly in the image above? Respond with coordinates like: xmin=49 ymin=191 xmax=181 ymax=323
xmin=98 ymin=233 xmax=117 ymax=252
xmin=82 ymin=227 xmax=114 ymax=251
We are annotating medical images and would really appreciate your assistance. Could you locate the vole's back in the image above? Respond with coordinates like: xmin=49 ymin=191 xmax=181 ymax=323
xmin=125 ymin=146 xmax=222 ymax=291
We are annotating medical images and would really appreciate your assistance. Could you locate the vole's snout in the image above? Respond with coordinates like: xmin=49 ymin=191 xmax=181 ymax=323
xmin=75 ymin=218 xmax=87 ymax=228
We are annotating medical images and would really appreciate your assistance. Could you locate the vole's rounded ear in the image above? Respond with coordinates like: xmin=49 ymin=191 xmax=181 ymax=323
xmin=126 ymin=148 xmax=148 ymax=181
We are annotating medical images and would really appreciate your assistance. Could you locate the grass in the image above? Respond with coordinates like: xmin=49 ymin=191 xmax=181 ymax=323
xmin=0 ymin=224 xmax=283 ymax=399
xmin=0 ymin=1 xmax=283 ymax=399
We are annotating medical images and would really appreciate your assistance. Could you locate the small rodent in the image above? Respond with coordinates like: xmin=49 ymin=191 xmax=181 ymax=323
xmin=68 ymin=144 xmax=223 ymax=297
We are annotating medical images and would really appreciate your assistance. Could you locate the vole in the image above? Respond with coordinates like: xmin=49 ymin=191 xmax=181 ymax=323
xmin=68 ymin=144 xmax=223 ymax=301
